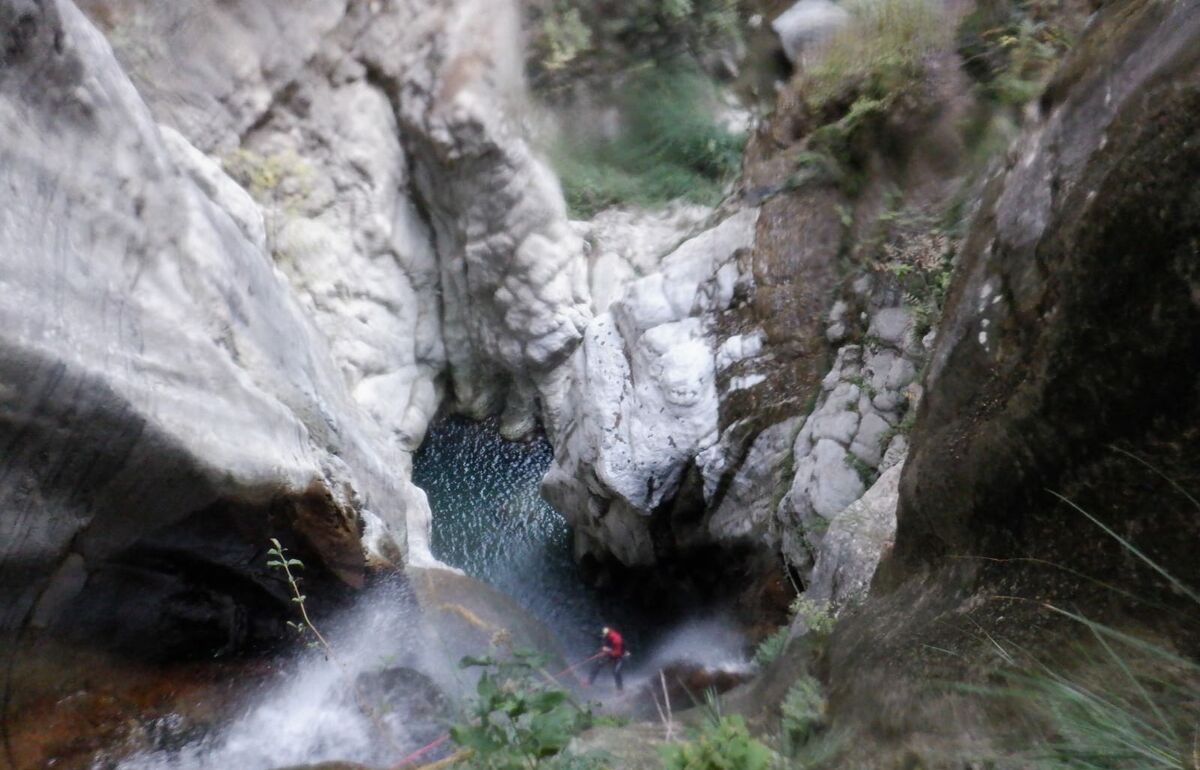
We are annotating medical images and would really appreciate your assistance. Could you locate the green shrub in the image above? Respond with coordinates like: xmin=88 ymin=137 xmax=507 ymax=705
xmin=956 ymin=0 xmax=1070 ymax=106
xmin=551 ymin=67 xmax=745 ymax=216
xmin=451 ymin=651 xmax=593 ymax=770
xmin=660 ymin=714 xmax=774 ymax=770
xmin=781 ymin=674 xmax=826 ymax=749
xmin=789 ymin=597 xmax=836 ymax=637
xmin=778 ymin=0 xmax=948 ymax=197
xmin=753 ymin=627 xmax=791 ymax=668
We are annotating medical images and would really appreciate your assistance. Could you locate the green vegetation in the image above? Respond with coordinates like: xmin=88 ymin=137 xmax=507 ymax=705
xmin=222 ymin=147 xmax=313 ymax=211
xmin=529 ymin=0 xmax=744 ymax=93
xmin=801 ymin=0 xmax=946 ymax=114
xmin=861 ymin=193 xmax=962 ymax=337
xmin=266 ymin=539 xmax=405 ymax=755
xmin=266 ymin=538 xmax=325 ymax=650
xmin=777 ymin=0 xmax=948 ymax=196
xmin=551 ymin=67 xmax=745 ymax=216
xmin=957 ymin=0 xmax=1071 ymax=107
xmin=780 ymin=674 xmax=826 ymax=753
xmin=753 ymin=627 xmax=791 ymax=668
xmin=451 ymin=651 xmax=595 ymax=770
xmin=788 ymin=597 xmax=835 ymax=638
xmin=983 ymin=486 xmax=1200 ymax=769
xmin=660 ymin=712 xmax=774 ymax=770
xmin=844 ymin=452 xmax=880 ymax=488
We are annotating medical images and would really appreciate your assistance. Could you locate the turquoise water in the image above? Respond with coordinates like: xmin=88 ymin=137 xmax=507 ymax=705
xmin=412 ymin=416 xmax=614 ymax=657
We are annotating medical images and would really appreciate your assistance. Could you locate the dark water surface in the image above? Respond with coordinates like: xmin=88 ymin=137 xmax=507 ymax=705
xmin=412 ymin=416 xmax=618 ymax=657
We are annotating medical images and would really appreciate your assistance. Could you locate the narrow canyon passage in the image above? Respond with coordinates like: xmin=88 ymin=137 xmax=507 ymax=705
xmin=4 ymin=0 xmax=1199 ymax=768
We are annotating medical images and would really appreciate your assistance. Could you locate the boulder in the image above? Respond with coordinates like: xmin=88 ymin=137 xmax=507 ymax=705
xmin=772 ymin=0 xmax=851 ymax=65
xmin=543 ymin=209 xmax=759 ymax=566
xmin=805 ymin=461 xmax=902 ymax=614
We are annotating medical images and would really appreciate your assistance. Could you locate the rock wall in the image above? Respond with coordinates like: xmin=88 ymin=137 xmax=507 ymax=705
xmin=382 ymin=0 xmax=594 ymax=439
xmin=0 ymin=0 xmax=420 ymax=654
xmin=543 ymin=208 xmax=760 ymax=566
xmin=1 ymin=0 xmax=602 ymax=656
xmin=828 ymin=0 xmax=1200 ymax=757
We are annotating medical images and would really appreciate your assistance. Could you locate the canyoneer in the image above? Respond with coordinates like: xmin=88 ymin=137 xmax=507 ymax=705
xmin=587 ymin=626 xmax=628 ymax=692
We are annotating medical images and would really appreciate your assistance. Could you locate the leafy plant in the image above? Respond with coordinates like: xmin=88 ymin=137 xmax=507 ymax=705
xmin=266 ymin=539 xmax=402 ymax=756
xmin=660 ymin=713 xmax=774 ymax=770
xmin=451 ymin=651 xmax=593 ymax=770
xmin=753 ymin=627 xmax=790 ymax=668
xmin=551 ymin=67 xmax=745 ymax=216
xmin=540 ymin=7 xmax=592 ymax=72
xmin=789 ymin=597 xmax=836 ymax=638
xmin=781 ymin=674 xmax=826 ymax=750
xmin=956 ymin=0 xmax=1071 ymax=107
xmin=267 ymin=538 xmax=329 ymax=650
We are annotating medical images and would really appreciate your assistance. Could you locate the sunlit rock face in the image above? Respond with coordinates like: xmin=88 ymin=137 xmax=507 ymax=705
xmin=0 ymin=0 xmax=418 ymax=652
xmin=78 ymin=0 xmax=597 ymax=447
xmin=378 ymin=0 xmax=594 ymax=439
xmin=543 ymin=209 xmax=759 ymax=566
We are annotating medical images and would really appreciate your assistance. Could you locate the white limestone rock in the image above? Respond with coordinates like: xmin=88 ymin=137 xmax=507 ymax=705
xmin=707 ymin=417 xmax=805 ymax=543
xmin=805 ymin=460 xmax=903 ymax=613
xmin=575 ymin=203 xmax=716 ymax=313
xmin=0 ymin=0 xmax=418 ymax=630
xmin=365 ymin=0 xmax=594 ymax=436
xmin=772 ymin=0 xmax=851 ymax=64
xmin=544 ymin=208 xmax=759 ymax=565
xmin=778 ymin=305 xmax=921 ymax=573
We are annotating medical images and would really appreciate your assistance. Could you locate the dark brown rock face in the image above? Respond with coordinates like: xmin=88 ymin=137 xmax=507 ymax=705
xmin=829 ymin=0 xmax=1200 ymax=760
xmin=887 ymin=0 xmax=1200 ymax=589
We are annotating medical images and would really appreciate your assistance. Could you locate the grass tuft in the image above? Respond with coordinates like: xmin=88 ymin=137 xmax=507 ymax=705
xmin=550 ymin=67 xmax=745 ymax=217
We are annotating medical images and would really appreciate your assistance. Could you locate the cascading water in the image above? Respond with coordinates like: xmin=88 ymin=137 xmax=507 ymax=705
xmin=114 ymin=579 xmax=464 ymax=770
xmin=110 ymin=416 xmax=752 ymax=770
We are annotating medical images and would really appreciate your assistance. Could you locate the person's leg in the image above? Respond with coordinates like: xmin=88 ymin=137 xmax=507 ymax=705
xmin=612 ymin=657 xmax=624 ymax=692
xmin=588 ymin=657 xmax=605 ymax=685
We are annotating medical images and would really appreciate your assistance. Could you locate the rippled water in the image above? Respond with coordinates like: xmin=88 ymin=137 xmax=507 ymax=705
xmin=413 ymin=415 xmax=616 ymax=656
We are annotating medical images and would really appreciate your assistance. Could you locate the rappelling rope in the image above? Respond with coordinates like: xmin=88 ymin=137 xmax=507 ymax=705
xmin=391 ymin=651 xmax=608 ymax=769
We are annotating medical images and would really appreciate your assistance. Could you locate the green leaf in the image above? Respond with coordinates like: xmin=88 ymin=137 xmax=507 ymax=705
xmin=527 ymin=690 xmax=568 ymax=712
xmin=287 ymin=559 xmax=305 ymax=568
xmin=270 ymin=538 xmax=283 ymax=549
xmin=266 ymin=560 xmax=284 ymax=568
xmin=459 ymin=654 xmax=495 ymax=669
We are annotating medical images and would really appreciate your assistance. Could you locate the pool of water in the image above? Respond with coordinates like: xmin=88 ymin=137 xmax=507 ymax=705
xmin=412 ymin=415 xmax=621 ymax=657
